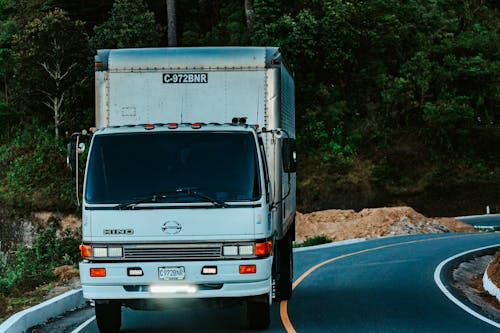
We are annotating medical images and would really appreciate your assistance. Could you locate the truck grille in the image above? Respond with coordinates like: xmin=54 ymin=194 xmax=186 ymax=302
xmin=123 ymin=243 xmax=223 ymax=261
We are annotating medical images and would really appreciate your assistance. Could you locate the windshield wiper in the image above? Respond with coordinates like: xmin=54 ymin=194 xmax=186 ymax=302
xmin=176 ymin=187 xmax=229 ymax=208
xmin=115 ymin=193 xmax=169 ymax=210
xmin=114 ymin=187 xmax=228 ymax=210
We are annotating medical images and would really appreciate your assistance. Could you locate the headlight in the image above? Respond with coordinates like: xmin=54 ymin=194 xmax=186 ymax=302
xmin=222 ymin=243 xmax=256 ymax=257
xmin=223 ymin=245 xmax=238 ymax=256
xmin=93 ymin=247 xmax=108 ymax=257
xmin=108 ymin=247 xmax=123 ymax=257
xmin=238 ymin=245 xmax=254 ymax=256
xmin=81 ymin=244 xmax=123 ymax=259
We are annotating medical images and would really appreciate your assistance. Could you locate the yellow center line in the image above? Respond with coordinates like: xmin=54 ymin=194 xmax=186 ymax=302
xmin=279 ymin=233 xmax=482 ymax=333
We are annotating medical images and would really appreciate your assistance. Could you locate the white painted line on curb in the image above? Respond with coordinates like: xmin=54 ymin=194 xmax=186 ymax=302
xmin=293 ymin=237 xmax=367 ymax=252
xmin=0 ymin=288 xmax=85 ymax=333
xmin=71 ymin=315 xmax=96 ymax=333
xmin=483 ymin=264 xmax=500 ymax=302
xmin=434 ymin=244 xmax=500 ymax=329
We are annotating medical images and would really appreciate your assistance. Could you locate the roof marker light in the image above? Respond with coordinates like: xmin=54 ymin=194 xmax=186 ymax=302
xmin=191 ymin=123 xmax=202 ymax=129
xmin=167 ymin=123 xmax=178 ymax=129
xmin=145 ymin=124 xmax=155 ymax=130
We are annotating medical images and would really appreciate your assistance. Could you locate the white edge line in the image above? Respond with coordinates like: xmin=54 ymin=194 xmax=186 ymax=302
xmin=71 ymin=315 xmax=96 ymax=333
xmin=293 ymin=237 xmax=367 ymax=252
xmin=434 ymin=243 xmax=500 ymax=329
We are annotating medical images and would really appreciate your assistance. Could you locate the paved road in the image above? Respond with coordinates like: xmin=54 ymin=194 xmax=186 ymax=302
xmin=73 ymin=232 xmax=500 ymax=333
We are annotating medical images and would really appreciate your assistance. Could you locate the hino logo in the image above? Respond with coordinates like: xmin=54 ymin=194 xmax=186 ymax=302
xmin=162 ymin=221 xmax=182 ymax=235
xmin=103 ymin=229 xmax=134 ymax=235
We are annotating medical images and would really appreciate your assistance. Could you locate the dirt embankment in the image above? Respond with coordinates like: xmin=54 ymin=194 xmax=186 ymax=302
xmin=295 ymin=206 xmax=475 ymax=243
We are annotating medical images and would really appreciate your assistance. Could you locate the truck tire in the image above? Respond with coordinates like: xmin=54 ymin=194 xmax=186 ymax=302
xmin=95 ymin=301 xmax=121 ymax=333
xmin=247 ymin=295 xmax=271 ymax=330
xmin=275 ymin=227 xmax=293 ymax=300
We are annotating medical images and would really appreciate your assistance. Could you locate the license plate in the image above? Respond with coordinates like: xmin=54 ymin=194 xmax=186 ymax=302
xmin=158 ymin=266 xmax=185 ymax=280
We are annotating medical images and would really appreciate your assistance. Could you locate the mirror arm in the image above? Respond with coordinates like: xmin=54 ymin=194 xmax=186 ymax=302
xmin=75 ymin=135 xmax=80 ymax=207
xmin=68 ymin=130 xmax=92 ymax=207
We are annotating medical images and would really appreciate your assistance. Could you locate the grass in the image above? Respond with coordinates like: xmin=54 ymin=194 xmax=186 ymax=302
xmin=0 ymin=282 xmax=55 ymax=324
xmin=294 ymin=234 xmax=333 ymax=248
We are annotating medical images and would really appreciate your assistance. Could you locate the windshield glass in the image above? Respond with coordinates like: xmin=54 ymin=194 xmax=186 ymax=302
xmin=85 ymin=131 xmax=261 ymax=204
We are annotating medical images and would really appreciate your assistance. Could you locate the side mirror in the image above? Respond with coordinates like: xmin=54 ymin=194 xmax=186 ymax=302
xmin=78 ymin=142 xmax=86 ymax=153
xmin=282 ymin=138 xmax=297 ymax=173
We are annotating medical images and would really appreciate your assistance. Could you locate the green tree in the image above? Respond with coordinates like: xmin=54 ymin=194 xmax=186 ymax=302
xmin=91 ymin=0 xmax=164 ymax=49
xmin=11 ymin=8 xmax=90 ymax=139
xmin=181 ymin=0 xmax=250 ymax=46
xmin=0 ymin=0 xmax=17 ymax=119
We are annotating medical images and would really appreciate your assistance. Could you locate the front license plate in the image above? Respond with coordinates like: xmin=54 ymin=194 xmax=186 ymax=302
xmin=158 ymin=266 xmax=185 ymax=280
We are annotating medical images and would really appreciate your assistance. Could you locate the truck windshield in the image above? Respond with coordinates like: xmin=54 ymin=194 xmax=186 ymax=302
xmin=85 ymin=131 xmax=261 ymax=204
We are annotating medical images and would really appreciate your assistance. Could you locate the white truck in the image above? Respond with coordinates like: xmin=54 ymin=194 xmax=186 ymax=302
xmin=69 ymin=47 xmax=296 ymax=332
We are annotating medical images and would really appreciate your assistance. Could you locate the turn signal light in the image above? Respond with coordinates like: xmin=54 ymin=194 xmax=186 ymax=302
xmin=239 ymin=265 xmax=257 ymax=274
xmin=255 ymin=240 xmax=272 ymax=257
xmin=79 ymin=244 xmax=92 ymax=258
xmin=90 ymin=268 xmax=106 ymax=277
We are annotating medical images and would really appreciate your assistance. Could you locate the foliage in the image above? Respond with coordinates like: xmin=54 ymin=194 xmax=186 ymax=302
xmin=295 ymin=235 xmax=333 ymax=248
xmin=0 ymin=0 xmax=498 ymax=215
xmin=0 ymin=223 xmax=80 ymax=296
xmin=252 ymin=0 xmax=499 ymax=202
xmin=0 ymin=123 xmax=72 ymax=209
xmin=91 ymin=0 xmax=164 ymax=49
xmin=10 ymin=8 xmax=91 ymax=139
xmin=181 ymin=1 xmax=250 ymax=45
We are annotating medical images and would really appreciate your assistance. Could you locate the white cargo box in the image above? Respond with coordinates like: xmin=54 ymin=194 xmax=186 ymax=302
xmin=95 ymin=47 xmax=293 ymax=133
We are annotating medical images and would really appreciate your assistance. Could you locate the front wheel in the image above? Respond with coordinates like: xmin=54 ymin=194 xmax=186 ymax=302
xmin=95 ymin=301 xmax=121 ymax=333
xmin=247 ymin=294 xmax=271 ymax=330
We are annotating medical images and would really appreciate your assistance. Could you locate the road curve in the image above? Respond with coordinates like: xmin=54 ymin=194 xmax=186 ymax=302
xmin=72 ymin=232 xmax=500 ymax=333
xmin=283 ymin=232 xmax=500 ymax=333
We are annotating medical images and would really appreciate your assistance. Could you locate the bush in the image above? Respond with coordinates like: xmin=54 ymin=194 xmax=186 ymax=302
xmin=295 ymin=234 xmax=333 ymax=247
xmin=0 ymin=223 xmax=80 ymax=296
xmin=0 ymin=123 xmax=72 ymax=210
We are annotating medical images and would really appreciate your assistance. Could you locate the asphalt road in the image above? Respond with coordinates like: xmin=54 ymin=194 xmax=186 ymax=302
xmin=71 ymin=232 xmax=500 ymax=333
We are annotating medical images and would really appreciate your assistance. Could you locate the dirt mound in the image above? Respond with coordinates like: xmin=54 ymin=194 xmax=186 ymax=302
xmin=295 ymin=206 xmax=475 ymax=243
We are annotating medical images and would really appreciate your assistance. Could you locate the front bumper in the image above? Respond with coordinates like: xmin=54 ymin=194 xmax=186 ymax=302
xmin=79 ymin=257 xmax=272 ymax=300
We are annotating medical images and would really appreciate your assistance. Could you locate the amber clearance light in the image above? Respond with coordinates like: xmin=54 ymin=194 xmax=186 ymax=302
xmin=90 ymin=268 xmax=106 ymax=277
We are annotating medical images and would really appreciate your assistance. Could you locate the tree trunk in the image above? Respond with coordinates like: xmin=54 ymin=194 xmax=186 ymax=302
xmin=167 ymin=0 xmax=177 ymax=46
xmin=245 ymin=0 xmax=256 ymax=32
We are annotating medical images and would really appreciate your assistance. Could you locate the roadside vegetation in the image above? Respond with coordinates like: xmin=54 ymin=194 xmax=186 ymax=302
xmin=0 ymin=222 xmax=80 ymax=322
xmin=294 ymin=235 xmax=333 ymax=248
xmin=0 ymin=0 xmax=498 ymax=322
